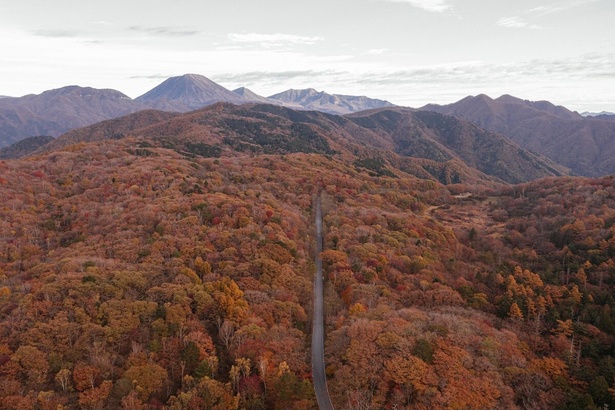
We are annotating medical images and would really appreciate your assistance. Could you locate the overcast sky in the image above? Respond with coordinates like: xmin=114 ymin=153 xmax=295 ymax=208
xmin=1 ymin=0 xmax=614 ymax=111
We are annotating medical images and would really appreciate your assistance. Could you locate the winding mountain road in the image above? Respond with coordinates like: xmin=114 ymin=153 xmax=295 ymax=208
xmin=312 ymin=196 xmax=334 ymax=409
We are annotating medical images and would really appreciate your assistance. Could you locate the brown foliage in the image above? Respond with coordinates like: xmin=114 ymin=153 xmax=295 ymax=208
xmin=1 ymin=125 xmax=615 ymax=410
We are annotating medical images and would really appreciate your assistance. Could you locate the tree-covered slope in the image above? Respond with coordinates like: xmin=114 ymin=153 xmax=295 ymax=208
xmin=40 ymin=103 xmax=568 ymax=185
xmin=0 ymin=130 xmax=614 ymax=408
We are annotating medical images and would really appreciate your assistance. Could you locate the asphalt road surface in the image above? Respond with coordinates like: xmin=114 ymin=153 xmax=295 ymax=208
xmin=312 ymin=196 xmax=334 ymax=410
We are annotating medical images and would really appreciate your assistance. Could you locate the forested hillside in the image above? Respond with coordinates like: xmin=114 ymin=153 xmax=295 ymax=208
xmin=422 ymin=94 xmax=615 ymax=177
xmin=0 ymin=106 xmax=614 ymax=409
xmin=35 ymin=103 xmax=567 ymax=186
xmin=0 ymin=136 xmax=54 ymax=160
xmin=322 ymin=175 xmax=615 ymax=409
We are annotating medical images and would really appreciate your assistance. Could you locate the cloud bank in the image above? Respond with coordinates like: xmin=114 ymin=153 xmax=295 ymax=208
xmin=497 ymin=17 xmax=542 ymax=30
xmin=128 ymin=26 xmax=201 ymax=37
xmin=227 ymin=33 xmax=324 ymax=48
xmin=377 ymin=0 xmax=451 ymax=13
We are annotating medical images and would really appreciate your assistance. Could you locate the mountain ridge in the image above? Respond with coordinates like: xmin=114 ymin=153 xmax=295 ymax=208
xmin=268 ymin=88 xmax=396 ymax=115
xmin=421 ymin=94 xmax=615 ymax=176
xmin=0 ymin=135 xmax=54 ymax=159
xmin=233 ymin=87 xmax=282 ymax=105
xmin=582 ymin=111 xmax=615 ymax=117
xmin=0 ymin=74 xmax=398 ymax=148
xmin=31 ymin=102 xmax=568 ymax=185
xmin=0 ymin=85 xmax=146 ymax=148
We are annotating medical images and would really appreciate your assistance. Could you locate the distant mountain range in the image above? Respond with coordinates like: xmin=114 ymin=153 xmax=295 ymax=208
xmin=0 ymin=74 xmax=395 ymax=149
xmin=268 ymin=88 xmax=396 ymax=115
xmin=1 ymin=74 xmax=614 ymax=178
xmin=421 ymin=94 xmax=615 ymax=177
xmin=582 ymin=111 xmax=615 ymax=117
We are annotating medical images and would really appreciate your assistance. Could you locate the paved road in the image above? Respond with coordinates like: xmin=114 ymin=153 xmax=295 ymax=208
xmin=312 ymin=196 xmax=334 ymax=410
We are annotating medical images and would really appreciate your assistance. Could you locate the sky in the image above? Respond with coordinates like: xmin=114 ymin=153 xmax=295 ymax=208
xmin=0 ymin=0 xmax=614 ymax=112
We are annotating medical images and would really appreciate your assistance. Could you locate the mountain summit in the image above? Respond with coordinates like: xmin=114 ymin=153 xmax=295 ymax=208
xmin=268 ymin=88 xmax=396 ymax=115
xmin=0 ymin=85 xmax=143 ymax=148
xmin=232 ymin=87 xmax=273 ymax=103
xmin=136 ymin=73 xmax=245 ymax=111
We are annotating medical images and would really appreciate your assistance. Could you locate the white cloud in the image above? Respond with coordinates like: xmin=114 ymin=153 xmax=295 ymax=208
xmin=528 ymin=0 xmax=598 ymax=15
xmin=498 ymin=0 xmax=598 ymax=32
xmin=377 ymin=0 xmax=451 ymax=12
xmin=347 ymin=53 xmax=615 ymax=91
xmin=367 ymin=48 xmax=390 ymax=55
xmin=129 ymin=26 xmax=201 ymax=37
xmin=497 ymin=16 xmax=542 ymax=30
xmin=32 ymin=29 xmax=80 ymax=38
xmin=527 ymin=5 xmax=563 ymax=14
xmin=227 ymin=33 xmax=324 ymax=48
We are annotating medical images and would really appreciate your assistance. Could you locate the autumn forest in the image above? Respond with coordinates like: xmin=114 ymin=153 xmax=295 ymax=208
xmin=1 ymin=102 xmax=615 ymax=409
